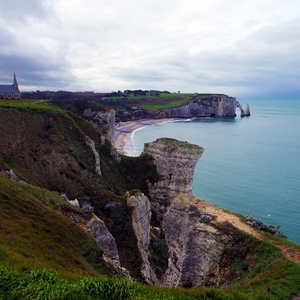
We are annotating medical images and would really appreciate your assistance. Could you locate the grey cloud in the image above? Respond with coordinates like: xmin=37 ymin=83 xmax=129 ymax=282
xmin=0 ymin=52 xmax=78 ymax=91
xmin=0 ymin=0 xmax=54 ymax=22
xmin=1 ymin=1 xmax=300 ymax=98
xmin=113 ymin=16 xmax=300 ymax=97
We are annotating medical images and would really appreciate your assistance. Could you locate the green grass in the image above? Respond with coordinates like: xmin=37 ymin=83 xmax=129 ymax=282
xmin=0 ymin=267 xmax=140 ymax=300
xmin=1 ymin=253 xmax=299 ymax=300
xmin=107 ymin=92 xmax=192 ymax=112
xmin=0 ymin=99 xmax=69 ymax=116
xmin=140 ymin=97 xmax=190 ymax=112
xmin=0 ymin=176 xmax=112 ymax=278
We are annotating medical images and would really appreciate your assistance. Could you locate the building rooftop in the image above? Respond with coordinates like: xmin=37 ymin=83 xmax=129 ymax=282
xmin=0 ymin=84 xmax=20 ymax=93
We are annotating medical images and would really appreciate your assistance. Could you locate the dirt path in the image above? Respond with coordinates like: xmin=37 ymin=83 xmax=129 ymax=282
xmin=196 ymin=199 xmax=300 ymax=264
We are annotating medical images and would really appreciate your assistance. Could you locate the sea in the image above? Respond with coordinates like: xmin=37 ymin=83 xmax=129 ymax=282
xmin=130 ymin=99 xmax=300 ymax=245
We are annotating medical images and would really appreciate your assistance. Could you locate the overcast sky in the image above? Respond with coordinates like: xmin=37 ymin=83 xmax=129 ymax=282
xmin=0 ymin=0 xmax=299 ymax=98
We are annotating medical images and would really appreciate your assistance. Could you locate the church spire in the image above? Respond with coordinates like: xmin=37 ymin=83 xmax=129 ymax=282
xmin=13 ymin=73 xmax=19 ymax=90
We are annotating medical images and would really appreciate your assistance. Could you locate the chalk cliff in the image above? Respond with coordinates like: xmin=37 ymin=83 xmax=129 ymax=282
xmin=162 ymin=195 xmax=232 ymax=287
xmin=143 ymin=138 xmax=204 ymax=222
xmin=85 ymin=136 xmax=102 ymax=176
xmin=143 ymin=138 xmax=233 ymax=288
xmin=83 ymin=108 xmax=116 ymax=142
xmin=127 ymin=192 xmax=159 ymax=285
xmin=82 ymin=214 xmax=131 ymax=279
xmin=162 ymin=94 xmax=249 ymax=118
xmin=243 ymin=103 xmax=251 ymax=116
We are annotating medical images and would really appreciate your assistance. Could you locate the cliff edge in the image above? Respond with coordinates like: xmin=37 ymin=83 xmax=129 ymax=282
xmin=161 ymin=94 xmax=250 ymax=118
xmin=144 ymin=138 xmax=204 ymax=222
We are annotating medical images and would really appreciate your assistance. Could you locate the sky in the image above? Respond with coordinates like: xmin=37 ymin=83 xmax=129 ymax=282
xmin=0 ymin=0 xmax=299 ymax=99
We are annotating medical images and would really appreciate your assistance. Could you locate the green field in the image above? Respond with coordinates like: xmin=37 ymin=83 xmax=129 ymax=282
xmin=109 ymin=92 xmax=192 ymax=112
xmin=140 ymin=97 xmax=190 ymax=112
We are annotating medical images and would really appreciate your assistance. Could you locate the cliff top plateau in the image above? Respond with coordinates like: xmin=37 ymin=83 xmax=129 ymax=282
xmin=20 ymin=91 xmax=250 ymax=121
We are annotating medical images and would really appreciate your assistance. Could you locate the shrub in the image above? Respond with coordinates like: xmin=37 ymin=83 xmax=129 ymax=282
xmin=245 ymin=215 xmax=287 ymax=238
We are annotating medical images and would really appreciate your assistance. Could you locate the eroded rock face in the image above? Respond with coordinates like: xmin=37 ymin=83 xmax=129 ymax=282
xmin=127 ymin=192 xmax=159 ymax=285
xmin=85 ymin=136 xmax=101 ymax=176
xmin=84 ymin=214 xmax=119 ymax=261
xmin=83 ymin=109 xmax=121 ymax=162
xmin=102 ymin=255 xmax=131 ymax=280
xmin=83 ymin=214 xmax=131 ymax=278
xmin=243 ymin=103 xmax=251 ymax=116
xmin=163 ymin=95 xmax=247 ymax=118
xmin=144 ymin=138 xmax=204 ymax=221
xmin=83 ymin=109 xmax=116 ymax=142
xmin=163 ymin=195 xmax=232 ymax=287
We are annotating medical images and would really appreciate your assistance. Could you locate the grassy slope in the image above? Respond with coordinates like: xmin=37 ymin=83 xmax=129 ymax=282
xmin=0 ymin=100 xmax=156 ymax=280
xmin=0 ymin=176 xmax=113 ymax=279
xmin=138 ymin=94 xmax=191 ymax=112
xmin=0 ymin=100 xmax=300 ymax=299
xmin=108 ymin=93 xmax=192 ymax=114
xmin=1 ymin=226 xmax=300 ymax=299
xmin=0 ymin=100 xmax=102 ymax=197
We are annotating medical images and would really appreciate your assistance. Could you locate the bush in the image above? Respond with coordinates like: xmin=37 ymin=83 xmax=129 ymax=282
xmin=245 ymin=215 xmax=287 ymax=238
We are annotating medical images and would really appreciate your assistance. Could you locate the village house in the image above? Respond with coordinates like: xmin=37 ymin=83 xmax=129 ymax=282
xmin=0 ymin=73 xmax=21 ymax=99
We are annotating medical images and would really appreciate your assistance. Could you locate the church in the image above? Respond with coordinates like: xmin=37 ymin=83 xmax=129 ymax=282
xmin=0 ymin=73 xmax=21 ymax=99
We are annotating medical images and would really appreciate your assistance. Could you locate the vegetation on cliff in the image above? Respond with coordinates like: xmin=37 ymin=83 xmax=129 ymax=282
xmin=0 ymin=100 xmax=299 ymax=299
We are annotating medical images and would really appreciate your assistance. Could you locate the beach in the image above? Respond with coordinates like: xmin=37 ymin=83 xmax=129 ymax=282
xmin=114 ymin=119 xmax=173 ymax=156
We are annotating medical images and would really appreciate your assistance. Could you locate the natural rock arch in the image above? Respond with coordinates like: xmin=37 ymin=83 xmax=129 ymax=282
xmin=236 ymin=101 xmax=250 ymax=117
xmin=235 ymin=101 xmax=245 ymax=117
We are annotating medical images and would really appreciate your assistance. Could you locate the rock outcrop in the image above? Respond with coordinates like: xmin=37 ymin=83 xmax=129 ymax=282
xmin=242 ymin=103 xmax=251 ymax=117
xmin=83 ymin=109 xmax=121 ymax=162
xmin=83 ymin=214 xmax=131 ymax=279
xmin=143 ymin=138 xmax=204 ymax=221
xmin=127 ymin=192 xmax=159 ymax=285
xmin=162 ymin=94 xmax=249 ymax=118
xmin=85 ymin=136 xmax=101 ymax=176
xmin=83 ymin=109 xmax=116 ymax=142
xmin=162 ymin=194 xmax=232 ymax=287
xmin=84 ymin=214 xmax=120 ymax=261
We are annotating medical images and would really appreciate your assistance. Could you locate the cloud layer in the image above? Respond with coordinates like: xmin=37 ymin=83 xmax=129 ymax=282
xmin=1 ymin=0 xmax=299 ymax=98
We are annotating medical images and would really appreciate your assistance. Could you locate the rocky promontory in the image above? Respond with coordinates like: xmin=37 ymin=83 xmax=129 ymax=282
xmin=163 ymin=195 xmax=232 ymax=287
xmin=143 ymin=138 xmax=204 ymax=222
xmin=160 ymin=94 xmax=250 ymax=118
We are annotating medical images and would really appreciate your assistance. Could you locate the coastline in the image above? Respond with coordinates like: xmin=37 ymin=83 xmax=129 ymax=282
xmin=114 ymin=118 xmax=175 ymax=156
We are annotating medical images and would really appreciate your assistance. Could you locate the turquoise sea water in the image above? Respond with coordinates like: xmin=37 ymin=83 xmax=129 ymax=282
xmin=132 ymin=99 xmax=300 ymax=245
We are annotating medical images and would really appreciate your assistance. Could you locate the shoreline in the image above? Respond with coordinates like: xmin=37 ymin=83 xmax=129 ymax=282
xmin=113 ymin=118 xmax=176 ymax=156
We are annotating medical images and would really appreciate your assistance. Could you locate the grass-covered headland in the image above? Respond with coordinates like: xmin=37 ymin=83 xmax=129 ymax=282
xmin=0 ymin=100 xmax=300 ymax=299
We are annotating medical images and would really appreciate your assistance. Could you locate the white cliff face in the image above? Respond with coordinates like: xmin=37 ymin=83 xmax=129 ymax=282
xmin=162 ymin=195 xmax=232 ymax=287
xmin=83 ymin=109 xmax=121 ymax=162
xmin=217 ymin=96 xmax=238 ymax=116
xmin=84 ymin=214 xmax=119 ymax=261
xmin=144 ymin=138 xmax=204 ymax=221
xmin=243 ymin=103 xmax=251 ymax=116
xmin=83 ymin=109 xmax=116 ymax=143
xmin=163 ymin=94 xmax=250 ymax=118
xmin=85 ymin=137 xmax=101 ymax=176
xmin=127 ymin=192 xmax=160 ymax=285
xmin=83 ymin=214 xmax=131 ymax=279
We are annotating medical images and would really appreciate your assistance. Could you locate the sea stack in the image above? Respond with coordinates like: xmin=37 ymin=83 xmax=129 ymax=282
xmin=143 ymin=138 xmax=204 ymax=222
xmin=243 ymin=103 xmax=251 ymax=116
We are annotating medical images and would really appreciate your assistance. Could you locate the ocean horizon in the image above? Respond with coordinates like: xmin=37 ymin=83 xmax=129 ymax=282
xmin=131 ymin=99 xmax=300 ymax=245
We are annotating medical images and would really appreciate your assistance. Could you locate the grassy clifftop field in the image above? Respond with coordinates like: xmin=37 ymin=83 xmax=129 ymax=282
xmin=0 ymin=100 xmax=300 ymax=299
